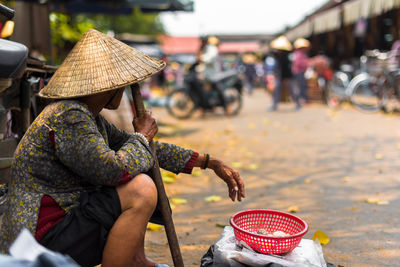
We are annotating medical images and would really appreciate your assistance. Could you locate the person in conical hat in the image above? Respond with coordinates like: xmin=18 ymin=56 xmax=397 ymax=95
xmin=0 ymin=29 xmax=245 ymax=267
xmin=268 ymin=35 xmax=300 ymax=111
xmin=292 ymin=38 xmax=311 ymax=106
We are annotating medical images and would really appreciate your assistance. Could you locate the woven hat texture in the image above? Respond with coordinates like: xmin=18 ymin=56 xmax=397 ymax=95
xmin=39 ymin=29 xmax=165 ymax=99
xmin=270 ymin=35 xmax=293 ymax=51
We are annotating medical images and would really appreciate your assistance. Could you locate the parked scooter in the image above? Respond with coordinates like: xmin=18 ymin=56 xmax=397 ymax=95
xmin=166 ymin=62 xmax=243 ymax=119
xmin=0 ymin=4 xmax=56 ymax=210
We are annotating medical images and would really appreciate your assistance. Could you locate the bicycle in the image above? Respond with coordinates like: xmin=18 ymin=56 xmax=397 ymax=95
xmin=348 ymin=50 xmax=400 ymax=113
xmin=325 ymin=55 xmax=368 ymax=110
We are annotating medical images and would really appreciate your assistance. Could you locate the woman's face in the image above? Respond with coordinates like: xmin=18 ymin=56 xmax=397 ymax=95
xmin=104 ymin=87 xmax=125 ymax=110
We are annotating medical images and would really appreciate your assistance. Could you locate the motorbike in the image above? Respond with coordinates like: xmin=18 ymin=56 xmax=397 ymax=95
xmin=0 ymin=4 xmax=56 ymax=211
xmin=166 ymin=63 xmax=243 ymax=119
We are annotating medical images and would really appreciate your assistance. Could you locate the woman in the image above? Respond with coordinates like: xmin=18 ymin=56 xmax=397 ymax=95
xmin=0 ymin=29 xmax=245 ymax=267
xmin=292 ymin=38 xmax=310 ymax=106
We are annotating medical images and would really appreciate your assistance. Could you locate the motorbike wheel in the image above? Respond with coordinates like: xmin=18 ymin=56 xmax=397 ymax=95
xmin=224 ymin=88 xmax=242 ymax=116
xmin=166 ymin=88 xmax=197 ymax=119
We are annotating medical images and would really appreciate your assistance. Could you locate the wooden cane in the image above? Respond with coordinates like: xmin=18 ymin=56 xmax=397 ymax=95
xmin=130 ymin=83 xmax=184 ymax=267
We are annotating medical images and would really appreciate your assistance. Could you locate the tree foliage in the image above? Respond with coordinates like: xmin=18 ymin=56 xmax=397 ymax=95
xmin=50 ymin=7 xmax=165 ymax=48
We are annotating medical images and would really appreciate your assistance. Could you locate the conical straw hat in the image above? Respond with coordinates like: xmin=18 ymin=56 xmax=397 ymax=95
xmin=294 ymin=38 xmax=310 ymax=49
xmin=270 ymin=35 xmax=292 ymax=51
xmin=39 ymin=29 xmax=165 ymax=99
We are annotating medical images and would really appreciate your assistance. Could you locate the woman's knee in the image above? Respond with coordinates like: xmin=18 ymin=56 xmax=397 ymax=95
xmin=117 ymin=173 xmax=157 ymax=212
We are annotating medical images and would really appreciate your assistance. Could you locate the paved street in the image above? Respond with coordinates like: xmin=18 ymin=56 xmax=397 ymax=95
xmin=145 ymin=89 xmax=400 ymax=266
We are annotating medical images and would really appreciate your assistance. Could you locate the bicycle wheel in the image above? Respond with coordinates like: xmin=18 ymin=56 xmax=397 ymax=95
xmin=349 ymin=74 xmax=387 ymax=112
xmin=326 ymin=72 xmax=349 ymax=109
xmin=166 ymin=88 xmax=197 ymax=119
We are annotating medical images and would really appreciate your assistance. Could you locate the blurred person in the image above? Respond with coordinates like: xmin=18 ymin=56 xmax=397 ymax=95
xmin=309 ymin=53 xmax=333 ymax=100
xmin=199 ymin=36 xmax=232 ymax=114
xmin=241 ymin=53 xmax=258 ymax=94
xmin=388 ymin=32 xmax=400 ymax=69
xmin=201 ymin=35 xmax=222 ymax=79
xmin=292 ymin=38 xmax=310 ymax=106
xmin=268 ymin=36 xmax=300 ymax=111
xmin=0 ymin=29 xmax=245 ymax=267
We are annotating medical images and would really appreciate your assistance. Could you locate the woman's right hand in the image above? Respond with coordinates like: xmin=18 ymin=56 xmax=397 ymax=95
xmin=132 ymin=111 xmax=158 ymax=142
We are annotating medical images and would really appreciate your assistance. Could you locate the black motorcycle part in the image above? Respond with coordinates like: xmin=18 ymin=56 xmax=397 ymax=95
xmin=0 ymin=39 xmax=28 ymax=79
xmin=0 ymin=4 xmax=14 ymax=20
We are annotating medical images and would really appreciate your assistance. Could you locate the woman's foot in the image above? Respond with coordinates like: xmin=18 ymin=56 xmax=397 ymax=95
xmin=133 ymin=253 xmax=160 ymax=267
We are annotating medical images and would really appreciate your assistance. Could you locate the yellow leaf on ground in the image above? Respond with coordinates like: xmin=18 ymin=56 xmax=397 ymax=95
xmin=244 ymin=152 xmax=254 ymax=158
xmin=312 ymin=230 xmax=330 ymax=245
xmin=232 ymin=162 xmax=243 ymax=169
xmin=365 ymin=198 xmax=389 ymax=205
xmin=224 ymin=127 xmax=233 ymax=134
xmin=304 ymin=179 xmax=312 ymax=184
xmin=262 ymin=118 xmax=270 ymax=125
xmin=204 ymin=195 xmax=222 ymax=202
xmin=375 ymin=153 xmax=383 ymax=159
xmin=341 ymin=176 xmax=350 ymax=182
xmin=162 ymin=176 xmax=175 ymax=184
xmin=365 ymin=198 xmax=380 ymax=204
xmin=163 ymin=171 xmax=177 ymax=179
xmin=244 ymin=163 xmax=259 ymax=170
xmin=171 ymin=198 xmax=187 ymax=205
xmin=248 ymin=123 xmax=256 ymax=129
xmin=377 ymin=200 xmax=389 ymax=205
xmin=192 ymin=170 xmax=202 ymax=177
xmin=147 ymin=223 xmax=163 ymax=231
xmin=396 ymin=143 xmax=400 ymax=150
xmin=287 ymin=205 xmax=299 ymax=213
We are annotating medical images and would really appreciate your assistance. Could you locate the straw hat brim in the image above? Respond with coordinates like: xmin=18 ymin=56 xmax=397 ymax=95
xmin=39 ymin=29 xmax=165 ymax=99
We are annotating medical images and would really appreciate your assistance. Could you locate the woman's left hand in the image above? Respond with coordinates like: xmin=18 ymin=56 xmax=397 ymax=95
xmin=209 ymin=157 xmax=245 ymax=202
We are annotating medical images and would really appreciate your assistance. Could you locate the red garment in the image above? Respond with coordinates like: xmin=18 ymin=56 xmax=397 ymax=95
xmin=35 ymin=195 xmax=65 ymax=241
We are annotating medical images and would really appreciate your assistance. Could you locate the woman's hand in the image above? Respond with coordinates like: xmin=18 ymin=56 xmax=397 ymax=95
xmin=208 ymin=157 xmax=245 ymax=202
xmin=132 ymin=111 xmax=158 ymax=142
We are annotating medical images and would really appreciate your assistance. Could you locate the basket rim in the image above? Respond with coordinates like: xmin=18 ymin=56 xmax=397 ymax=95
xmin=229 ymin=209 xmax=309 ymax=240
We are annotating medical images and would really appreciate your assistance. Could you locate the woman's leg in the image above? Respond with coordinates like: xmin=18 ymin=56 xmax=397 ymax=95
xmin=102 ymin=174 xmax=158 ymax=267
xmin=297 ymin=72 xmax=308 ymax=101
xmin=270 ymin=77 xmax=282 ymax=110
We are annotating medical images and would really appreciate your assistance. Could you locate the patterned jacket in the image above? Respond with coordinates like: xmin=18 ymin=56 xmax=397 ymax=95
xmin=0 ymin=100 xmax=194 ymax=252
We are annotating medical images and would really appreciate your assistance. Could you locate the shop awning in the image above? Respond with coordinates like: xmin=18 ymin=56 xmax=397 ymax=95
xmin=312 ymin=6 xmax=341 ymax=34
xmin=343 ymin=0 xmax=400 ymax=26
xmin=285 ymin=20 xmax=312 ymax=41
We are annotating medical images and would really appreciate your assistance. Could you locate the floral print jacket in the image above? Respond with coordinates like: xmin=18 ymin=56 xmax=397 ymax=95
xmin=0 ymin=100 xmax=194 ymax=252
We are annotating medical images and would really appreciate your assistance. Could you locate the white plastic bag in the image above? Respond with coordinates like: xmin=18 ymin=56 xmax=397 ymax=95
xmin=212 ymin=226 xmax=327 ymax=267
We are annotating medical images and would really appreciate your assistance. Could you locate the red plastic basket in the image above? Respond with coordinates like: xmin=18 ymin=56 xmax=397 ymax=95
xmin=230 ymin=209 xmax=308 ymax=255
